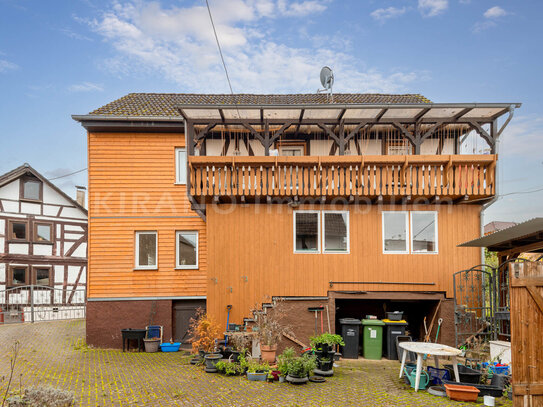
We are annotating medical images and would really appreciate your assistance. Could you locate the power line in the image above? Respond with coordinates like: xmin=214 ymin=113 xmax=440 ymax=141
xmin=205 ymin=0 xmax=236 ymax=99
xmin=48 ymin=168 xmax=87 ymax=180
xmin=499 ymin=185 xmax=543 ymax=197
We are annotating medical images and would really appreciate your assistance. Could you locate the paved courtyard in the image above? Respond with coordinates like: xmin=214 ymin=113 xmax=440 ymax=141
xmin=0 ymin=320 xmax=511 ymax=406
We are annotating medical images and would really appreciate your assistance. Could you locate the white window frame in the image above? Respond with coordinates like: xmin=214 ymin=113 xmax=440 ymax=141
xmin=175 ymin=147 xmax=187 ymax=184
xmin=382 ymin=211 xmax=409 ymax=254
xmin=135 ymin=231 xmax=158 ymax=270
xmin=176 ymin=231 xmax=199 ymax=270
xmin=410 ymin=211 xmax=438 ymax=254
xmin=293 ymin=210 xmax=321 ymax=254
xmin=322 ymin=211 xmax=350 ymax=254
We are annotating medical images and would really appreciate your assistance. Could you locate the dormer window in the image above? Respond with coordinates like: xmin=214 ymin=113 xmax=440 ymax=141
xmin=21 ymin=177 xmax=42 ymax=201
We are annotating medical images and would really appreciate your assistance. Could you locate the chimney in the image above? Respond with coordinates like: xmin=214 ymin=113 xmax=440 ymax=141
xmin=76 ymin=186 xmax=86 ymax=208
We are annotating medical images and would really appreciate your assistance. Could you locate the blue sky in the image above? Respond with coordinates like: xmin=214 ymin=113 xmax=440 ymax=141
xmin=0 ymin=0 xmax=541 ymax=224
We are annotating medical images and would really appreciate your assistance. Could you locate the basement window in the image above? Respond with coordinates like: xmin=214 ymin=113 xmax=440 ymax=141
xmin=382 ymin=212 xmax=409 ymax=254
xmin=323 ymin=211 xmax=349 ymax=253
xmin=135 ymin=231 xmax=158 ymax=269
xmin=8 ymin=266 xmax=28 ymax=287
xmin=411 ymin=212 xmax=438 ymax=254
xmin=294 ymin=211 xmax=320 ymax=253
xmin=176 ymin=231 xmax=198 ymax=269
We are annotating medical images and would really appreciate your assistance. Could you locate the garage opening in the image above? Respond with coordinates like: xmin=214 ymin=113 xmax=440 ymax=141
xmin=334 ymin=296 xmax=446 ymax=359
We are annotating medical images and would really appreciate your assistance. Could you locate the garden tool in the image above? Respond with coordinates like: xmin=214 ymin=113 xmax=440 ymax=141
xmin=224 ymin=304 xmax=232 ymax=342
xmin=434 ymin=318 xmax=443 ymax=343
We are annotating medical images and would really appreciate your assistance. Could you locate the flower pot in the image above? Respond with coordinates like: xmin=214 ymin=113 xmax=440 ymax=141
xmin=143 ymin=338 xmax=160 ymax=353
xmin=203 ymin=353 xmax=223 ymax=373
xmin=286 ymin=374 xmax=309 ymax=385
xmin=444 ymin=383 xmax=480 ymax=402
xmin=230 ymin=351 xmax=240 ymax=363
xmin=260 ymin=344 xmax=277 ymax=363
xmin=247 ymin=371 xmax=268 ymax=381
xmin=317 ymin=359 xmax=333 ymax=371
xmin=279 ymin=376 xmax=285 ymax=383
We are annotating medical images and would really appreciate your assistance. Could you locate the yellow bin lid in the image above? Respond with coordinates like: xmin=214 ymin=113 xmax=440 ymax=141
xmin=382 ymin=319 xmax=407 ymax=324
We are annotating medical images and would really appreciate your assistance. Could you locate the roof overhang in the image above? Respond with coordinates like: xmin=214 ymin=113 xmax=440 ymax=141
xmin=459 ymin=218 xmax=543 ymax=253
xmin=71 ymin=115 xmax=185 ymax=132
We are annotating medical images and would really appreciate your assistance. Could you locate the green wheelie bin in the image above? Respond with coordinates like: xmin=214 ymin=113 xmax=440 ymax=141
xmin=362 ymin=319 xmax=385 ymax=360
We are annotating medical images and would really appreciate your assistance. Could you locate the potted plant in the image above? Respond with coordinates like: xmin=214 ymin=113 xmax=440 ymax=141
xmin=143 ymin=337 xmax=160 ymax=353
xmin=188 ymin=309 xmax=222 ymax=372
xmin=253 ymin=300 xmax=292 ymax=363
xmin=277 ymin=347 xmax=296 ymax=383
xmin=286 ymin=354 xmax=316 ymax=384
xmin=246 ymin=360 xmax=270 ymax=382
xmin=310 ymin=333 xmax=345 ymax=353
xmin=316 ymin=356 xmax=333 ymax=372
xmin=228 ymin=333 xmax=251 ymax=363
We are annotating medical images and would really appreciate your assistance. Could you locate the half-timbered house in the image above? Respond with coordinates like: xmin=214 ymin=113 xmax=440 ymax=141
xmin=0 ymin=164 xmax=87 ymax=323
xmin=73 ymin=93 xmax=519 ymax=349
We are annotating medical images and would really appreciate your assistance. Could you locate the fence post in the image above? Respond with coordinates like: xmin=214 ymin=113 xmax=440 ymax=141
xmin=30 ymin=284 xmax=34 ymax=323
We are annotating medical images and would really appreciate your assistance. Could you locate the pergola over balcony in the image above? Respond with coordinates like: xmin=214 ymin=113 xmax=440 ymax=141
xmin=178 ymin=102 xmax=520 ymax=156
xmin=177 ymin=102 xmax=520 ymax=218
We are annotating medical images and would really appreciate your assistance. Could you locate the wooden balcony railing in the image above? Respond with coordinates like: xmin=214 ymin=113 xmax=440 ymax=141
xmin=188 ymin=155 xmax=496 ymax=202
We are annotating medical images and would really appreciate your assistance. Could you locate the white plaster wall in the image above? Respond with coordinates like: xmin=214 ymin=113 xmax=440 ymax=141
xmin=0 ymin=219 xmax=4 ymax=233
xmin=9 ymin=243 xmax=29 ymax=255
xmin=63 ymin=242 xmax=73 ymax=256
xmin=361 ymin=140 xmax=382 ymax=155
xmin=0 ymin=238 xmax=3 ymax=254
xmin=71 ymin=243 xmax=86 ymax=258
xmin=250 ymin=140 xmax=265 ymax=156
xmin=0 ymin=180 xmax=19 ymax=199
xmin=64 ymin=232 xmax=83 ymax=240
xmin=54 ymin=266 xmax=64 ymax=283
xmin=20 ymin=202 xmax=41 ymax=215
xmin=79 ymin=267 xmax=86 ymax=283
xmin=43 ymin=184 xmax=72 ymax=206
xmin=33 ymin=244 xmax=53 ymax=256
xmin=420 ymin=138 xmax=455 ymax=155
xmin=67 ymin=266 xmax=80 ymax=284
xmin=0 ymin=263 xmax=5 ymax=282
xmin=2 ymin=200 xmax=18 ymax=213
xmin=64 ymin=225 xmax=84 ymax=232
xmin=43 ymin=205 xmax=59 ymax=216
xmin=205 ymin=139 xmax=222 ymax=156
xmin=60 ymin=207 xmax=87 ymax=219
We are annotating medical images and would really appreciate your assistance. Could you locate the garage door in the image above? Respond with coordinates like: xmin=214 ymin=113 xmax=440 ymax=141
xmin=173 ymin=300 xmax=206 ymax=344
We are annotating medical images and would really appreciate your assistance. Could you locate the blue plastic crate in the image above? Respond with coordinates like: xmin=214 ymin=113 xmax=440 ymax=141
xmin=160 ymin=342 xmax=181 ymax=352
xmin=427 ymin=366 xmax=451 ymax=385
xmin=489 ymin=365 xmax=510 ymax=375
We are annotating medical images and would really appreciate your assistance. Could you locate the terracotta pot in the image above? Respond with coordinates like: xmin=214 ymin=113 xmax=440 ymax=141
xmin=260 ymin=344 xmax=277 ymax=363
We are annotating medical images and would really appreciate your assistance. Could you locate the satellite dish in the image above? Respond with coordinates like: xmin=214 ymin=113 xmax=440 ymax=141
xmin=320 ymin=66 xmax=334 ymax=90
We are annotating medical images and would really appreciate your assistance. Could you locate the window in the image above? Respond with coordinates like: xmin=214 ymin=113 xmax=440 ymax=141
xmin=34 ymin=223 xmax=53 ymax=242
xmin=323 ymin=211 xmax=349 ymax=253
xmin=176 ymin=231 xmax=198 ymax=269
xmin=8 ymin=266 xmax=28 ymax=287
xmin=294 ymin=211 xmax=320 ymax=253
xmin=9 ymin=220 xmax=27 ymax=241
xmin=411 ymin=212 xmax=438 ymax=253
xmin=33 ymin=267 xmax=52 ymax=286
xmin=21 ymin=178 xmax=42 ymax=201
xmin=382 ymin=212 xmax=409 ymax=253
xmin=135 ymin=231 xmax=158 ymax=269
xmin=278 ymin=142 xmax=305 ymax=156
xmin=175 ymin=148 xmax=187 ymax=184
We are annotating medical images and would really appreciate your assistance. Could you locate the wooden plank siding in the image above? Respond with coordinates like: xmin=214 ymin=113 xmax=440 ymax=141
xmin=87 ymin=132 xmax=207 ymax=299
xmin=206 ymin=203 xmax=482 ymax=330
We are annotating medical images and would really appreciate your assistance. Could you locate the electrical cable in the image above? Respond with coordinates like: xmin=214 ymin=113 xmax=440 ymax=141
xmin=48 ymin=168 xmax=87 ymax=180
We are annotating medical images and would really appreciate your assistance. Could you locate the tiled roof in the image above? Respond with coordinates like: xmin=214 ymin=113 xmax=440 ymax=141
xmin=89 ymin=93 xmax=432 ymax=117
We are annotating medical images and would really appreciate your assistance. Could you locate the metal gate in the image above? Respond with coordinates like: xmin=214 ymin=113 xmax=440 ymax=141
xmin=453 ymin=264 xmax=496 ymax=348
xmin=0 ymin=285 xmax=86 ymax=324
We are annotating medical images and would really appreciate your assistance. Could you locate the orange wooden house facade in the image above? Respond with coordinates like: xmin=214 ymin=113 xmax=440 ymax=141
xmin=74 ymin=93 xmax=519 ymax=349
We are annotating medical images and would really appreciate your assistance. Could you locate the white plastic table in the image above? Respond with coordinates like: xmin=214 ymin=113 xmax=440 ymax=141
xmin=399 ymin=342 xmax=461 ymax=391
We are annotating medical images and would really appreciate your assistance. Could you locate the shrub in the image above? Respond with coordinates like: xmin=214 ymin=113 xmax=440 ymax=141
xmin=246 ymin=359 xmax=270 ymax=374
xmin=286 ymin=354 xmax=316 ymax=378
xmin=188 ymin=308 xmax=221 ymax=353
xmin=277 ymin=347 xmax=297 ymax=377
xmin=8 ymin=386 xmax=75 ymax=407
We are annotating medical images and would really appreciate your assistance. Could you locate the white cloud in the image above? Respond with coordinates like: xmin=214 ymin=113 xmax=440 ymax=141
xmin=370 ymin=7 xmax=407 ymax=22
xmin=418 ymin=0 xmax=448 ymax=17
xmin=68 ymin=82 xmax=104 ymax=92
xmin=499 ymin=115 xmax=543 ymax=157
xmin=0 ymin=59 xmax=18 ymax=73
xmin=484 ymin=6 xmax=507 ymax=19
xmin=88 ymin=0 xmax=422 ymax=93
xmin=277 ymin=0 xmax=327 ymax=16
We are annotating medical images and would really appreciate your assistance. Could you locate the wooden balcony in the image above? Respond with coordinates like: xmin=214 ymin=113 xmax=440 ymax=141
xmin=188 ymin=155 xmax=496 ymax=203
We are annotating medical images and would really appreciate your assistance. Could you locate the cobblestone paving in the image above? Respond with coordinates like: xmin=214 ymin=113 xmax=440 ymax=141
xmin=0 ymin=320 xmax=512 ymax=406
